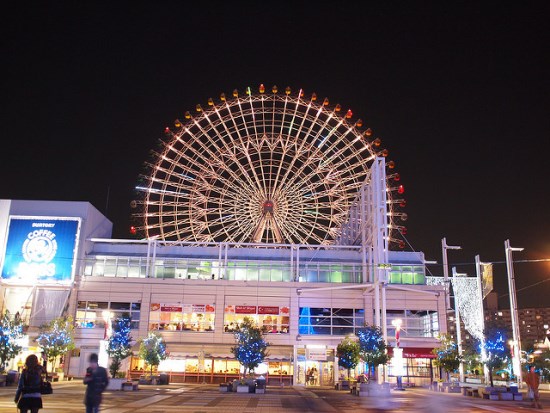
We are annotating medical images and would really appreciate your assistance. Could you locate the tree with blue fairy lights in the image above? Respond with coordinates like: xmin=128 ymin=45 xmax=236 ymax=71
xmin=106 ymin=315 xmax=133 ymax=378
xmin=138 ymin=332 xmax=167 ymax=379
xmin=482 ymin=329 xmax=509 ymax=387
xmin=231 ymin=317 xmax=269 ymax=380
xmin=0 ymin=310 xmax=24 ymax=372
xmin=357 ymin=324 xmax=389 ymax=380
xmin=337 ymin=336 xmax=360 ymax=380
xmin=36 ymin=316 xmax=75 ymax=372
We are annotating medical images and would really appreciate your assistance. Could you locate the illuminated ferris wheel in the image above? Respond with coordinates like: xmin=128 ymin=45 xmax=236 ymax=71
xmin=132 ymin=85 xmax=407 ymax=246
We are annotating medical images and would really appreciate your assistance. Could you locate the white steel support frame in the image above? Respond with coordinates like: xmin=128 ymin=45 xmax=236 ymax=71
xmin=452 ymin=267 xmax=466 ymax=383
xmin=505 ymin=239 xmax=524 ymax=388
xmin=474 ymin=255 xmax=490 ymax=385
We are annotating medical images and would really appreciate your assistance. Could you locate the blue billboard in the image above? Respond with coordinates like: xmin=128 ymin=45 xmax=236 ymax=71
xmin=1 ymin=217 xmax=81 ymax=285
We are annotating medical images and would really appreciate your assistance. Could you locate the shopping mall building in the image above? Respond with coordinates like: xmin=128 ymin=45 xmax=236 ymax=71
xmin=0 ymin=197 xmax=446 ymax=386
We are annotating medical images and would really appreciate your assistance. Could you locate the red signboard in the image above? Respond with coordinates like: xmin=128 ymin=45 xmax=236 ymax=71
xmin=258 ymin=306 xmax=279 ymax=315
xmin=160 ymin=305 xmax=183 ymax=312
xmin=235 ymin=305 xmax=257 ymax=314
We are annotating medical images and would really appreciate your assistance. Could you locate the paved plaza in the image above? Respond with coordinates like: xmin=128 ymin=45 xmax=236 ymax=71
xmin=0 ymin=381 xmax=547 ymax=413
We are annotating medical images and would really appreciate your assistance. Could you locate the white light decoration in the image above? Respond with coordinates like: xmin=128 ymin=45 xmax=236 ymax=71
xmin=451 ymin=276 xmax=484 ymax=341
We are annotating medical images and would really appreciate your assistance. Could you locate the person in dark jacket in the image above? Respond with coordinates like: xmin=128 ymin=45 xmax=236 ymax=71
xmin=14 ymin=354 xmax=43 ymax=413
xmin=83 ymin=353 xmax=109 ymax=413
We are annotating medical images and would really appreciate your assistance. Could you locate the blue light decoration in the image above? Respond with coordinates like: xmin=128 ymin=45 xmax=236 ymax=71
xmin=298 ymin=307 xmax=314 ymax=335
xmin=1 ymin=217 xmax=81 ymax=285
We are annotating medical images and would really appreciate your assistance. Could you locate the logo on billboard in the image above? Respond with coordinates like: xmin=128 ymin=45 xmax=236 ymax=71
xmin=20 ymin=227 xmax=58 ymax=277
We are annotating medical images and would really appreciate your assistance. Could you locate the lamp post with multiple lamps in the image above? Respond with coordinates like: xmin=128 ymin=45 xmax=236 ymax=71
xmin=505 ymin=239 xmax=524 ymax=388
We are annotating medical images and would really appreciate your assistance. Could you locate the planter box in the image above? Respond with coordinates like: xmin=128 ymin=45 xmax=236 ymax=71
xmin=513 ymin=393 xmax=523 ymax=401
xmin=106 ymin=378 xmax=126 ymax=391
xmin=499 ymin=392 xmax=513 ymax=401
xmin=122 ymin=381 xmax=139 ymax=391
xmin=489 ymin=394 xmax=499 ymax=401
xmin=236 ymin=385 xmax=249 ymax=393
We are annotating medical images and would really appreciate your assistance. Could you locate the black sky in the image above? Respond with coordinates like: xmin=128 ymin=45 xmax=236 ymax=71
xmin=2 ymin=2 xmax=549 ymax=307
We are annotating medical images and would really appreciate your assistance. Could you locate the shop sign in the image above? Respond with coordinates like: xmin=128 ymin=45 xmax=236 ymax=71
xmin=307 ymin=348 xmax=327 ymax=361
xmin=160 ymin=304 xmax=182 ymax=312
xmin=258 ymin=306 xmax=279 ymax=315
xmin=235 ymin=305 xmax=257 ymax=314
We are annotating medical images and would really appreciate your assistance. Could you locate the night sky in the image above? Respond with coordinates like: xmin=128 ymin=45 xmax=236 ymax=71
xmin=2 ymin=2 xmax=549 ymax=308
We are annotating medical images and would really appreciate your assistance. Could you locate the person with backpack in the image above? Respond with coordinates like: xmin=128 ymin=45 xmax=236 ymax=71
xmin=14 ymin=354 xmax=43 ymax=413
xmin=83 ymin=353 xmax=109 ymax=413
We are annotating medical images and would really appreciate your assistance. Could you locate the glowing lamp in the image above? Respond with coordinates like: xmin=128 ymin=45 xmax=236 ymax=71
xmin=399 ymin=227 xmax=407 ymax=235
xmin=398 ymin=185 xmax=405 ymax=194
xmin=387 ymin=161 xmax=395 ymax=169
xmin=365 ymin=128 xmax=373 ymax=136
xmin=345 ymin=109 xmax=353 ymax=118
xmin=196 ymin=104 xmax=202 ymax=112
xmin=164 ymin=127 xmax=171 ymax=135
xmin=259 ymin=84 xmax=265 ymax=93
xmin=399 ymin=241 xmax=405 ymax=249
xmin=323 ymin=97 xmax=329 ymax=106
xmin=299 ymin=89 xmax=304 ymax=97
xmin=130 ymin=226 xmax=137 ymax=235
xmin=399 ymin=200 xmax=406 ymax=207
xmin=272 ymin=85 xmax=278 ymax=93
xmin=393 ymin=173 xmax=400 ymax=181
xmin=184 ymin=111 xmax=191 ymax=119
xmin=335 ymin=104 xmax=341 ymax=112
xmin=207 ymin=98 xmax=214 ymax=106
xmin=233 ymin=89 xmax=239 ymax=97
xmin=311 ymin=93 xmax=317 ymax=101
xmin=174 ymin=119 xmax=182 ymax=127
xmin=381 ymin=149 xmax=389 ymax=157
xmin=220 ymin=93 xmax=226 ymax=101
xmin=373 ymin=138 xmax=381 ymax=147
xmin=356 ymin=119 xmax=363 ymax=127
xmin=285 ymin=86 xmax=291 ymax=95
xmin=130 ymin=200 xmax=137 ymax=209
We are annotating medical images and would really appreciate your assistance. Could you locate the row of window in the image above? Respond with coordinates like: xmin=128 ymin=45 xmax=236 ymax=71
xmin=82 ymin=257 xmax=426 ymax=285
xmin=75 ymin=301 xmax=438 ymax=338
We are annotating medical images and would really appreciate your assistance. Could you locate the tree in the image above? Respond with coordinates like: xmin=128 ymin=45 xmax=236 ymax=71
xmin=0 ymin=310 xmax=24 ymax=372
xmin=106 ymin=315 xmax=133 ymax=378
xmin=356 ymin=324 xmax=389 ymax=380
xmin=230 ymin=317 xmax=269 ymax=378
xmin=482 ymin=330 xmax=509 ymax=387
xmin=432 ymin=334 xmax=461 ymax=381
xmin=532 ymin=349 xmax=550 ymax=383
xmin=462 ymin=338 xmax=483 ymax=375
xmin=138 ymin=332 xmax=167 ymax=378
xmin=36 ymin=316 xmax=75 ymax=372
xmin=337 ymin=336 xmax=360 ymax=380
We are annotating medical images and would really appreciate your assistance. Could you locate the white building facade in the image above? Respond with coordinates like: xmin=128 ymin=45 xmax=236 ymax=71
xmin=0 ymin=198 xmax=446 ymax=386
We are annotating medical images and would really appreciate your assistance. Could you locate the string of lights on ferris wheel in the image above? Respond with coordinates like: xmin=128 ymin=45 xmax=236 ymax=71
xmin=131 ymin=84 xmax=407 ymax=247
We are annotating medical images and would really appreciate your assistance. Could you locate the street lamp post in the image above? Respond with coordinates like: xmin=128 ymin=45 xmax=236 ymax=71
xmin=508 ymin=339 xmax=516 ymax=382
xmin=392 ymin=318 xmax=405 ymax=391
xmin=441 ymin=238 xmax=462 ymax=382
xmin=505 ymin=239 xmax=524 ymax=388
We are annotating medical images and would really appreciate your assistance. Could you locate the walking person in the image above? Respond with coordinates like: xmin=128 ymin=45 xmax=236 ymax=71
xmin=14 ymin=354 xmax=43 ymax=413
xmin=83 ymin=353 xmax=109 ymax=413
xmin=525 ymin=365 xmax=543 ymax=409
